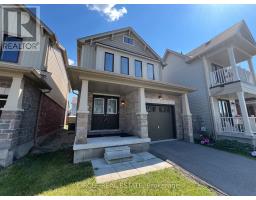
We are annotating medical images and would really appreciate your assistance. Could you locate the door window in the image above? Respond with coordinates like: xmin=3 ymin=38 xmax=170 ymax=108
xmin=93 ymin=98 xmax=104 ymax=114
xmin=107 ymin=99 xmax=117 ymax=114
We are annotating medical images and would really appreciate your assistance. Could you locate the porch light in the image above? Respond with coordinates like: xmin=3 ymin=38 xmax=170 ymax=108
xmin=158 ymin=95 xmax=162 ymax=100
xmin=121 ymin=100 xmax=125 ymax=105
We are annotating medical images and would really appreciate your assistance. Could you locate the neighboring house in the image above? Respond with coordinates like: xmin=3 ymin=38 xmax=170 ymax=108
xmin=67 ymin=27 xmax=194 ymax=163
xmin=0 ymin=5 xmax=69 ymax=167
xmin=163 ymin=20 xmax=256 ymax=146
xmin=70 ymin=96 xmax=77 ymax=116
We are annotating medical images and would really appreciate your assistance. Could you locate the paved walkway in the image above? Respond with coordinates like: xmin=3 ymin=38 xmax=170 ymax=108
xmin=91 ymin=152 xmax=172 ymax=183
xmin=150 ymin=140 xmax=256 ymax=196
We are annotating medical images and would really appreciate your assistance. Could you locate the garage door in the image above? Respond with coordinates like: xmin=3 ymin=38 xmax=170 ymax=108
xmin=146 ymin=104 xmax=176 ymax=141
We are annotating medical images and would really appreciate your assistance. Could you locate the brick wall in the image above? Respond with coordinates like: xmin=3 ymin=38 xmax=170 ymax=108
xmin=37 ymin=94 xmax=65 ymax=137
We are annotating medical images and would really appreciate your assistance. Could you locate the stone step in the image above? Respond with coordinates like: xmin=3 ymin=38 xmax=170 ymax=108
xmin=88 ymin=129 xmax=122 ymax=137
xmin=104 ymin=145 xmax=133 ymax=164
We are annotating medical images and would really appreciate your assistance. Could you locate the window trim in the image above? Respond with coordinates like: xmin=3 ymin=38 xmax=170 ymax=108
xmin=120 ymin=56 xmax=129 ymax=75
xmin=104 ymin=52 xmax=114 ymax=72
xmin=123 ymin=36 xmax=134 ymax=46
xmin=107 ymin=99 xmax=117 ymax=114
xmin=93 ymin=98 xmax=105 ymax=114
xmin=135 ymin=59 xmax=143 ymax=78
xmin=0 ymin=34 xmax=22 ymax=64
xmin=147 ymin=63 xmax=155 ymax=80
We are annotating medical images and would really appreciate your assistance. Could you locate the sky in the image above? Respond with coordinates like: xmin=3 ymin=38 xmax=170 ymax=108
xmin=31 ymin=4 xmax=256 ymax=104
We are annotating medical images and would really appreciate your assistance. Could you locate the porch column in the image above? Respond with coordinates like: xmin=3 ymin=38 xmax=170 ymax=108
xmin=136 ymin=88 xmax=148 ymax=138
xmin=247 ymin=58 xmax=256 ymax=84
xmin=3 ymin=76 xmax=24 ymax=111
xmin=227 ymin=47 xmax=240 ymax=81
xmin=237 ymin=91 xmax=253 ymax=135
xmin=181 ymin=93 xmax=194 ymax=143
xmin=75 ymin=79 xmax=89 ymax=144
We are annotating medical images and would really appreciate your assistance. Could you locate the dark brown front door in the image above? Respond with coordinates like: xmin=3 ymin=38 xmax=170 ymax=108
xmin=92 ymin=95 xmax=119 ymax=130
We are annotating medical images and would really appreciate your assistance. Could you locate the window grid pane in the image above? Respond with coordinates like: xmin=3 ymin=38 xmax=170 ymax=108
xmin=147 ymin=63 xmax=154 ymax=80
xmin=104 ymin=52 xmax=114 ymax=72
xmin=93 ymin=98 xmax=104 ymax=114
xmin=107 ymin=99 xmax=117 ymax=114
xmin=121 ymin=56 xmax=129 ymax=75
xmin=135 ymin=60 xmax=142 ymax=77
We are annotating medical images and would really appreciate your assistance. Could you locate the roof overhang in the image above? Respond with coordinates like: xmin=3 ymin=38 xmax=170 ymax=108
xmin=0 ymin=62 xmax=51 ymax=90
xmin=67 ymin=66 xmax=195 ymax=95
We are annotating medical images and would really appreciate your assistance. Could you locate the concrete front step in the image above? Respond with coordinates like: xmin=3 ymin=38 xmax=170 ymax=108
xmin=88 ymin=129 xmax=123 ymax=137
xmin=104 ymin=145 xmax=133 ymax=164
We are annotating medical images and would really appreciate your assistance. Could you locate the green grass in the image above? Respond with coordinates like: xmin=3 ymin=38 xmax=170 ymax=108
xmin=0 ymin=149 xmax=216 ymax=196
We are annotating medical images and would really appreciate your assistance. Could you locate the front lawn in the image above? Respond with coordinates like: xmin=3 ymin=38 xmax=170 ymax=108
xmin=0 ymin=149 xmax=216 ymax=196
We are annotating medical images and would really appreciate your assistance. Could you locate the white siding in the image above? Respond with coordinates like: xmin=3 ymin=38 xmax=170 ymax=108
xmin=163 ymin=54 xmax=214 ymax=134
xmin=80 ymin=44 xmax=162 ymax=81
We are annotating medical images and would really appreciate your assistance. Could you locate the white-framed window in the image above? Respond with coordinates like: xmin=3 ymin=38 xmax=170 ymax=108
xmin=107 ymin=99 xmax=117 ymax=114
xmin=0 ymin=95 xmax=7 ymax=116
xmin=93 ymin=98 xmax=104 ymax=114
xmin=147 ymin=63 xmax=155 ymax=80
xmin=123 ymin=36 xmax=134 ymax=45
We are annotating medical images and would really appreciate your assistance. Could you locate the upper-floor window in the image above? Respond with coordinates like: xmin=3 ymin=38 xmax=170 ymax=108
xmin=104 ymin=52 xmax=114 ymax=72
xmin=123 ymin=36 xmax=134 ymax=45
xmin=120 ymin=56 xmax=129 ymax=75
xmin=147 ymin=63 xmax=154 ymax=80
xmin=0 ymin=35 xmax=22 ymax=63
xmin=135 ymin=60 xmax=142 ymax=77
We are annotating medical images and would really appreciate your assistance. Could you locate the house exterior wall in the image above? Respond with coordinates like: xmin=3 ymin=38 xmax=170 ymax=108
xmin=163 ymin=54 xmax=214 ymax=137
xmin=79 ymin=33 xmax=162 ymax=81
xmin=36 ymin=94 xmax=66 ymax=140
xmin=0 ymin=6 xmax=49 ymax=70
xmin=45 ymin=44 xmax=69 ymax=109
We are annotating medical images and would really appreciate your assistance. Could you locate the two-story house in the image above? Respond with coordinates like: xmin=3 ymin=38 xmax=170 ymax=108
xmin=0 ymin=5 xmax=69 ymax=167
xmin=67 ymin=27 xmax=194 ymax=163
xmin=163 ymin=20 xmax=256 ymax=147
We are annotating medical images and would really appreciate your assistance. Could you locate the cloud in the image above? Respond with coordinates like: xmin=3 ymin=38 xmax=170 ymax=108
xmin=86 ymin=4 xmax=127 ymax=22
xmin=68 ymin=58 xmax=75 ymax=65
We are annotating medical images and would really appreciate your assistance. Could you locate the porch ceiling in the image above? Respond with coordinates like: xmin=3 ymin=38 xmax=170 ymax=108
xmin=67 ymin=66 xmax=195 ymax=95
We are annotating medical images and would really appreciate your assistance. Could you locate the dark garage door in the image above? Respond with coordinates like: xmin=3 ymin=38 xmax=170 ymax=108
xmin=146 ymin=104 xmax=176 ymax=141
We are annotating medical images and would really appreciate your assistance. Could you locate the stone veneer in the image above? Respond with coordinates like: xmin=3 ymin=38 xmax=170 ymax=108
xmin=75 ymin=112 xmax=89 ymax=144
xmin=0 ymin=77 xmax=41 ymax=166
xmin=183 ymin=115 xmax=194 ymax=142
xmin=0 ymin=111 xmax=22 ymax=167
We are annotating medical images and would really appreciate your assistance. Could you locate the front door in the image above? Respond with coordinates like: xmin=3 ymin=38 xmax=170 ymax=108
xmin=92 ymin=95 xmax=119 ymax=130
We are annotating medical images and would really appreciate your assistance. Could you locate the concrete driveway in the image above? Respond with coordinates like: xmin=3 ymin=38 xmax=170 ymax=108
xmin=150 ymin=140 xmax=256 ymax=196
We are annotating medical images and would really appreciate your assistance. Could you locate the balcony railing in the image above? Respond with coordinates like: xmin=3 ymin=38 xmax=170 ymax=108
xmin=219 ymin=117 xmax=245 ymax=133
xmin=210 ymin=66 xmax=254 ymax=87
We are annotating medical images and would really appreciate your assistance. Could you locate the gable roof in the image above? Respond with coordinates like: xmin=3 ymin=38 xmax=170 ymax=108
xmin=78 ymin=27 xmax=163 ymax=63
xmin=186 ymin=20 xmax=256 ymax=60
xmin=163 ymin=49 xmax=190 ymax=61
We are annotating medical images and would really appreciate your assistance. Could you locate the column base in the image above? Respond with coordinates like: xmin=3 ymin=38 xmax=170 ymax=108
xmin=75 ymin=112 xmax=89 ymax=144
xmin=136 ymin=113 xmax=148 ymax=138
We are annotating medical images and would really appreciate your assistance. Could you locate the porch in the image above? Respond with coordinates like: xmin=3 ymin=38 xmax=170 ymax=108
xmin=211 ymin=91 xmax=256 ymax=144
xmin=67 ymin=67 xmax=194 ymax=163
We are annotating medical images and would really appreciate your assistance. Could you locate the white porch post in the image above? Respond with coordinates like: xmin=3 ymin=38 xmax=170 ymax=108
xmin=237 ymin=91 xmax=252 ymax=135
xmin=78 ymin=80 xmax=89 ymax=112
xmin=181 ymin=93 xmax=194 ymax=143
xmin=76 ymin=79 xmax=89 ymax=144
xmin=227 ymin=47 xmax=240 ymax=81
xmin=138 ymin=88 xmax=147 ymax=114
xmin=3 ymin=76 xmax=24 ymax=111
xmin=136 ymin=87 xmax=148 ymax=138
xmin=247 ymin=58 xmax=256 ymax=84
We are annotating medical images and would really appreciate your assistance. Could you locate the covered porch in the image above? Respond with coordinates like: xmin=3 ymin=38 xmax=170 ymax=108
xmin=211 ymin=90 xmax=256 ymax=144
xmin=68 ymin=67 xmax=194 ymax=163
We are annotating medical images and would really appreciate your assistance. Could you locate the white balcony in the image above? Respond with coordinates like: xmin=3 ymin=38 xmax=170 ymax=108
xmin=210 ymin=66 xmax=254 ymax=87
